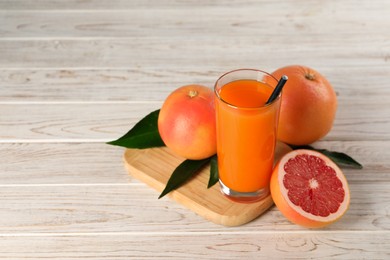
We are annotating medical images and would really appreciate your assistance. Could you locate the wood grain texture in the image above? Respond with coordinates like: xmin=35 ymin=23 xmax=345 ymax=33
xmin=0 ymin=141 xmax=388 ymax=185
xmin=1 ymin=102 xmax=389 ymax=141
xmin=2 ymin=0 xmax=386 ymax=10
xmin=0 ymin=183 xmax=387 ymax=234
xmin=1 ymin=67 xmax=390 ymax=102
xmin=0 ymin=68 xmax=213 ymax=102
xmin=0 ymin=143 xmax=131 ymax=184
xmin=0 ymin=103 xmax=161 ymax=141
xmin=0 ymin=38 xmax=388 ymax=70
xmin=2 ymin=5 xmax=389 ymax=38
xmin=0 ymin=0 xmax=297 ymax=10
xmin=0 ymin=232 xmax=389 ymax=259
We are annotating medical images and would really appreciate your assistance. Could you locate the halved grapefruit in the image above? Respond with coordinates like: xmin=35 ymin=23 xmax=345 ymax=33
xmin=270 ymin=149 xmax=350 ymax=228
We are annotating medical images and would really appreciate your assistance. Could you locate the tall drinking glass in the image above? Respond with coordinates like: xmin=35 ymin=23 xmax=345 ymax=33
xmin=214 ymin=69 xmax=281 ymax=203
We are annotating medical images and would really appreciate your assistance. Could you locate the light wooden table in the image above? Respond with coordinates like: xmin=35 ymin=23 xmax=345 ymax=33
xmin=1 ymin=0 xmax=389 ymax=259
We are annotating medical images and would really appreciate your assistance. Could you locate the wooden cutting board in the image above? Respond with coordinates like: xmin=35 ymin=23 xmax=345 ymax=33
xmin=123 ymin=142 xmax=292 ymax=227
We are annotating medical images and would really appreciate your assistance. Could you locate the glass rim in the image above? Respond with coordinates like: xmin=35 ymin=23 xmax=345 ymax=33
xmin=214 ymin=68 xmax=281 ymax=110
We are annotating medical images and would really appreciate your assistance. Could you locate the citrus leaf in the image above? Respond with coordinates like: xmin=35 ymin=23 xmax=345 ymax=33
xmin=159 ymin=157 xmax=211 ymax=199
xmin=208 ymin=155 xmax=219 ymax=188
xmin=290 ymin=145 xmax=363 ymax=169
xmin=315 ymin=149 xmax=363 ymax=169
xmin=107 ymin=109 xmax=165 ymax=149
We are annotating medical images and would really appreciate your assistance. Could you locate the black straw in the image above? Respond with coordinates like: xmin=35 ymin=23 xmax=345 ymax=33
xmin=266 ymin=75 xmax=288 ymax=105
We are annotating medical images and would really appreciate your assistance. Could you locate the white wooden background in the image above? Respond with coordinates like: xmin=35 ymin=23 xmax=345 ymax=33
xmin=1 ymin=0 xmax=389 ymax=259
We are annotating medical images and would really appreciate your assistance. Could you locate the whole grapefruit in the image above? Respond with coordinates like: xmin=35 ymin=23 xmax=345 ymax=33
xmin=270 ymin=149 xmax=350 ymax=228
xmin=271 ymin=65 xmax=337 ymax=145
xmin=158 ymin=85 xmax=217 ymax=160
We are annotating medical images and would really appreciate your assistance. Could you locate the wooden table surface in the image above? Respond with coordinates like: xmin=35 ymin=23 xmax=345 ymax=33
xmin=1 ymin=0 xmax=389 ymax=259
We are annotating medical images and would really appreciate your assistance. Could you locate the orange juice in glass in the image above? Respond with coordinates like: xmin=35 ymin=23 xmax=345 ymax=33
xmin=214 ymin=69 xmax=281 ymax=203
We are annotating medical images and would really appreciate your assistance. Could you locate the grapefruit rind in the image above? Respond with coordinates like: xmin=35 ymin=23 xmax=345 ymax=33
xmin=158 ymin=85 xmax=217 ymax=160
xmin=274 ymin=149 xmax=350 ymax=227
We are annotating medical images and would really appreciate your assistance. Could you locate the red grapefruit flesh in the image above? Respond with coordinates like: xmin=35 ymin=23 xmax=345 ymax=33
xmin=270 ymin=149 xmax=350 ymax=228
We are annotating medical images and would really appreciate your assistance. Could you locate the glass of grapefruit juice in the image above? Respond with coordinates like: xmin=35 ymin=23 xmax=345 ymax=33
xmin=214 ymin=69 xmax=281 ymax=203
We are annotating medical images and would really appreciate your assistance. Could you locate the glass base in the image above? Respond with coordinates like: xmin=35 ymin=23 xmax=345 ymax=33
xmin=219 ymin=180 xmax=269 ymax=203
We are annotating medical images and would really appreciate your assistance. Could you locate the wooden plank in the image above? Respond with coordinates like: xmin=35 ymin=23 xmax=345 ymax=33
xmin=0 ymin=0 xmax=287 ymax=10
xmin=0 ymin=141 xmax=387 ymax=185
xmin=0 ymin=183 xmax=387 ymax=234
xmin=0 ymin=0 xmax=388 ymax=12
xmin=0 ymin=38 xmax=388 ymax=69
xmin=0 ymin=68 xmax=214 ymax=102
xmin=1 ymin=6 xmax=389 ymax=38
xmin=0 ymin=103 xmax=161 ymax=141
xmin=0 ymin=143 xmax=131 ymax=184
xmin=0 ymin=102 xmax=389 ymax=141
xmin=1 ymin=67 xmax=390 ymax=102
xmin=0 ymin=232 xmax=388 ymax=259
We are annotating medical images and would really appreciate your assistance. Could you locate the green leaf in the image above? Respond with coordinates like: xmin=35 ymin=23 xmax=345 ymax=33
xmin=290 ymin=145 xmax=363 ymax=169
xmin=315 ymin=149 xmax=363 ymax=169
xmin=107 ymin=109 xmax=165 ymax=149
xmin=159 ymin=157 xmax=211 ymax=199
xmin=208 ymin=155 xmax=219 ymax=188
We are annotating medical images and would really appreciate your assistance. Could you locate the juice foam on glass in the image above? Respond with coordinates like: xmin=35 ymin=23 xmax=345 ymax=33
xmin=214 ymin=69 xmax=281 ymax=203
